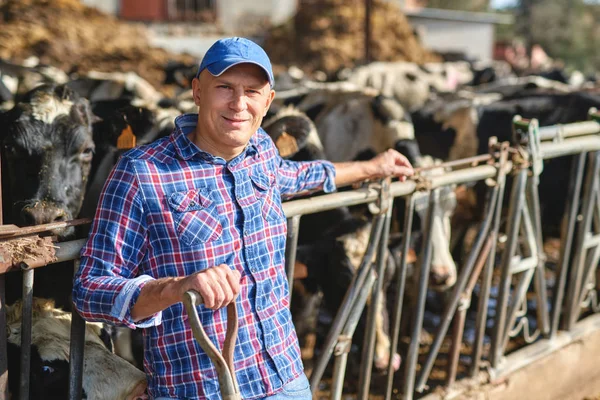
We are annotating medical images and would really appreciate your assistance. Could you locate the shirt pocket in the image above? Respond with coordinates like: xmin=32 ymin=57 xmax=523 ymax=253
xmin=168 ymin=189 xmax=223 ymax=246
xmin=249 ymin=171 xmax=285 ymax=221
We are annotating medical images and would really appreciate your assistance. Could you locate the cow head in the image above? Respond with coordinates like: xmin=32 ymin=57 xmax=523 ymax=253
xmin=0 ymin=84 xmax=95 ymax=238
xmin=412 ymin=156 xmax=458 ymax=290
xmin=262 ymin=106 xmax=326 ymax=161
xmin=6 ymin=298 xmax=147 ymax=400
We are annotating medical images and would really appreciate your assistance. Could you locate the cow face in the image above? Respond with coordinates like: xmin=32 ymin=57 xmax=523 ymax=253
xmin=6 ymin=298 xmax=148 ymax=400
xmin=0 ymin=84 xmax=95 ymax=238
xmin=412 ymin=157 xmax=458 ymax=290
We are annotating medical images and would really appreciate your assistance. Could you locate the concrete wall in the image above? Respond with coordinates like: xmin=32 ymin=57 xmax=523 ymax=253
xmin=81 ymin=0 xmax=119 ymax=16
xmin=408 ymin=18 xmax=495 ymax=61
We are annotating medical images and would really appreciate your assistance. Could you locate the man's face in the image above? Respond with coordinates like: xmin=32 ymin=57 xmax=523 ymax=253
xmin=191 ymin=63 xmax=275 ymax=160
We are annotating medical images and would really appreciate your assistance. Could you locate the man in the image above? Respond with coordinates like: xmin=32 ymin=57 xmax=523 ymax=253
xmin=73 ymin=37 xmax=413 ymax=400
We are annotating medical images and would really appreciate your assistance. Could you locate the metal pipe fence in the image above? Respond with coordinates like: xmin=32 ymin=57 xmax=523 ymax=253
xmin=0 ymin=113 xmax=599 ymax=399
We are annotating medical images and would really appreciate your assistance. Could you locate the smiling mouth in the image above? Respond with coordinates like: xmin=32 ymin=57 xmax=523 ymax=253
xmin=223 ymin=116 xmax=247 ymax=123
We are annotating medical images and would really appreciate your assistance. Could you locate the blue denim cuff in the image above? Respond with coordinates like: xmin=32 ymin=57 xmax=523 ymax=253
xmin=110 ymin=274 xmax=162 ymax=329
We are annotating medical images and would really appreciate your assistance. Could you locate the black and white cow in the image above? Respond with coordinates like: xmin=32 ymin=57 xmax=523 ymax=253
xmin=6 ymin=298 xmax=148 ymax=400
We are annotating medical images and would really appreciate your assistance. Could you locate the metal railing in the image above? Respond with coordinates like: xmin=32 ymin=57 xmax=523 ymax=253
xmin=0 ymin=111 xmax=600 ymax=399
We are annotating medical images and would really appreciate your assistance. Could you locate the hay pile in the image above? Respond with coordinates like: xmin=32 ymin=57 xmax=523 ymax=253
xmin=0 ymin=0 xmax=197 ymax=93
xmin=263 ymin=0 xmax=441 ymax=77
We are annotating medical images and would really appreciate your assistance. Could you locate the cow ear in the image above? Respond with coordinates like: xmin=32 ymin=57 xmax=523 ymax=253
xmin=70 ymin=98 xmax=95 ymax=128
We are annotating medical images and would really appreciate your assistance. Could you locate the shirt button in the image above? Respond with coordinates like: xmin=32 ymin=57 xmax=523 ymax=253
xmin=257 ymin=305 xmax=262 ymax=311
xmin=189 ymin=201 xmax=196 ymax=207
xmin=251 ymin=268 xmax=257 ymax=273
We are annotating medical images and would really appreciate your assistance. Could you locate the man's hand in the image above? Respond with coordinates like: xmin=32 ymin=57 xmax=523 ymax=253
xmin=368 ymin=148 xmax=414 ymax=182
xmin=334 ymin=148 xmax=415 ymax=188
xmin=184 ymin=264 xmax=242 ymax=309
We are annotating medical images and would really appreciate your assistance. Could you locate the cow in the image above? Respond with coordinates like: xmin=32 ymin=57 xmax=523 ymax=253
xmin=0 ymin=83 xmax=95 ymax=238
xmin=342 ymin=61 xmax=474 ymax=111
xmin=6 ymin=298 xmax=148 ymax=400
xmin=1 ymin=81 xmax=178 ymax=366
xmin=263 ymin=107 xmax=402 ymax=372
xmin=473 ymin=89 xmax=600 ymax=238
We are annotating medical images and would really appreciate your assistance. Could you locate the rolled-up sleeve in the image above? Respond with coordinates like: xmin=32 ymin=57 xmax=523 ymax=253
xmin=73 ymin=156 xmax=161 ymax=329
xmin=277 ymin=158 xmax=337 ymax=199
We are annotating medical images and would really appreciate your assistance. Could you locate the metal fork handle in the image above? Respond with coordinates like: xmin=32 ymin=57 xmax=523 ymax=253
xmin=182 ymin=290 xmax=241 ymax=400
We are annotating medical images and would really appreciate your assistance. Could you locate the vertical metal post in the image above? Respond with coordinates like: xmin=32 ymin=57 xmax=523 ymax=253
xmin=385 ymin=196 xmax=414 ymax=400
xmin=358 ymin=206 xmax=392 ymax=400
xmin=565 ymin=152 xmax=600 ymax=330
xmin=69 ymin=260 xmax=85 ymax=400
xmin=552 ymin=153 xmax=586 ymax=336
xmin=446 ymin=303 xmax=466 ymax=387
xmin=0 ymin=150 xmax=8 ymax=399
xmin=416 ymin=184 xmax=499 ymax=391
xmin=330 ymin=271 xmax=377 ymax=400
xmin=490 ymin=169 xmax=528 ymax=368
xmin=470 ymin=157 xmax=507 ymax=376
xmin=402 ymin=189 xmax=438 ymax=399
xmin=526 ymin=177 xmax=550 ymax=336
xmin=364 ymin=0 xmax=372 ymax=64
xmin=309 ymin=215 xmax=385 ymax=389
xmin=19 ymin=265 xmax=34 ymax=400
xmin=0 ymin=272 xmax=6 ymax=400
xmin=285 ymin=215 xmax=301 ymax=302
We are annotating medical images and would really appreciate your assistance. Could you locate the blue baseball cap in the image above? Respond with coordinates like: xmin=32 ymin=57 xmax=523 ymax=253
xmin=197 ymin=37 xmax=275 ymax=87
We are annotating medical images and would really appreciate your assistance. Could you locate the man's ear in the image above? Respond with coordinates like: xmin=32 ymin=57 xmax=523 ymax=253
xmin=192 ymin=77 xmax=202 ymax=106
xmin=263 ymin=89 xmax=276 ymax=117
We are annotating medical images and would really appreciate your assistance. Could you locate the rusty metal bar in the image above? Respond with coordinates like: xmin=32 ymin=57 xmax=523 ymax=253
xmin=447 ymin=237 xmax=492 ymax=387
xmin=447 ymin=302 xmax=466 ymax=387
xmin=0 ymin=218 xmax=90 ymax=239
xmin=18 ymin=264 xmax=33 ymax=400
xmin=416 ymin=183 xmax=499 ymax=391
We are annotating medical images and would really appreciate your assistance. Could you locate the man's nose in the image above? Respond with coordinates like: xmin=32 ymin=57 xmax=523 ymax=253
xmin=230 ymin=91 xmax=248 ymax=111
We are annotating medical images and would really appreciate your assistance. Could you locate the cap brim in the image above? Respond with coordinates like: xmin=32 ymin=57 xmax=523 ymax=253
xmin=206 ymin=58 xmax=274 ymax=86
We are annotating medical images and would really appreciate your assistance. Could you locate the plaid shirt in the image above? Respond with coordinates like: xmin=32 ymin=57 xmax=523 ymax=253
xmin=73 ymin=113 xmax=336 ymax=400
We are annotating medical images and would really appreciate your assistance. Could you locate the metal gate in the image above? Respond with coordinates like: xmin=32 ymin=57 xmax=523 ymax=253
xmin=1 ymin=111 xmax=600 ymax=399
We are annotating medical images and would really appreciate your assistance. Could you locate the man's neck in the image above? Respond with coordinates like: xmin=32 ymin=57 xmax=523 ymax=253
xmin=188 ymin=131 xmax=244 ymax=161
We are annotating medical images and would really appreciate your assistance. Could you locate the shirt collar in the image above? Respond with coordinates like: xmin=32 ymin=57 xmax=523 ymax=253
xmin=171 ymin=113 xmax=259 ymax=163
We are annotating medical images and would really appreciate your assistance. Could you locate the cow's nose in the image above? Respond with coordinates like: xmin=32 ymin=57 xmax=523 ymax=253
xmin=21 ymin=204 xmax=68 ymax=226
xmin=429 ymin=265 xmax=457 ymax=289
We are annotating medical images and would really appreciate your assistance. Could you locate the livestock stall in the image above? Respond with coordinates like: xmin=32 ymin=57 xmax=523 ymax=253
xmin=1 ymin=112 xmax=600 ymax=399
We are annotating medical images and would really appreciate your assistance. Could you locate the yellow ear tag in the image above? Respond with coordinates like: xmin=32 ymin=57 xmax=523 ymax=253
xmin=275 ymin=132 xmax=298 ymax=158
xmin=117 ymin=125 xmax=136 ymax=149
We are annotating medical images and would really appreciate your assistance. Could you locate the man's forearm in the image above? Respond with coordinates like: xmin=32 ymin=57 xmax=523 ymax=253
xmin=131 ymin=277 xmax=186 ymax=321
xmin=333 ymin=161 xmax=376 ymax=187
